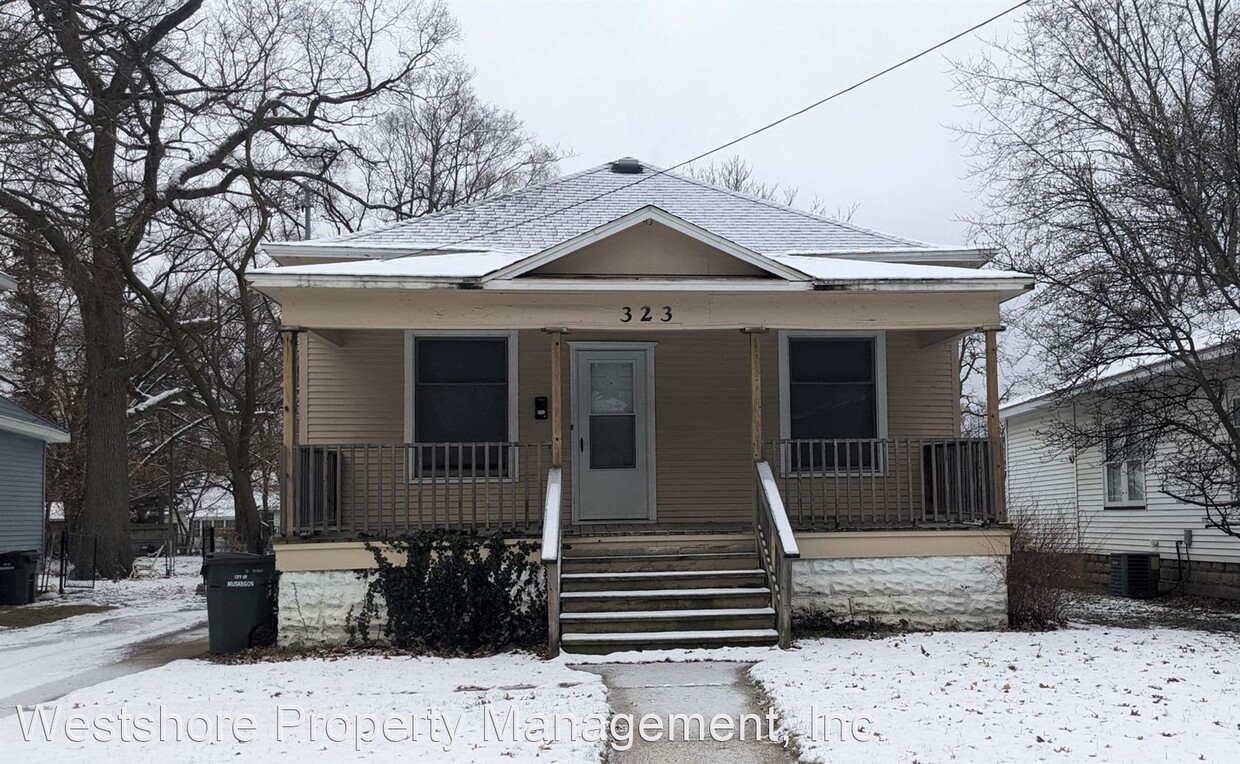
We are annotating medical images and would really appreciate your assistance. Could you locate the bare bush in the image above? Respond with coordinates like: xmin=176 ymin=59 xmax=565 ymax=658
xmin=1005 ymin=508 xmax=1085 ymax=629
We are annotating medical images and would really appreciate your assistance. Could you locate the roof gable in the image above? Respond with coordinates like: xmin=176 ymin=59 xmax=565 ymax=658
xmin=490 ymin=206 xmax=806 ymax=282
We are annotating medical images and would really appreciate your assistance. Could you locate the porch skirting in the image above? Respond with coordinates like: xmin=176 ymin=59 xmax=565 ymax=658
xmin=791 ymin=555 xmax=1008 ymax=630
xmin=277 ymin=569 xmax=371 ymax=646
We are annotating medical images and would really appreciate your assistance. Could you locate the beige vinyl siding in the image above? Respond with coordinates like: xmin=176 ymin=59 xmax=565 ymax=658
xmin=300 ymin=328 xmax=960 ymax=529
xmin=1005 ymin=404 xmax=1240 ymax=566
xmin=531 ymin=221 xmax=772 ymax=277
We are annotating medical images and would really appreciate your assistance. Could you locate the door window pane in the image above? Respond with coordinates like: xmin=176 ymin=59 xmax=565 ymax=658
xmin=590 ymin=416 xmax=636 ymax=469
xmin=590 ymin=362 xmax=634 ymax=414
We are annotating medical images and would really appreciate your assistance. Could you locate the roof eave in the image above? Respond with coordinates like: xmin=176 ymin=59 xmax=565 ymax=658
xmin=0 ymin=414 xmax=71 ymax=444
xmin=0 ymin=271 xmax=16 ymax=291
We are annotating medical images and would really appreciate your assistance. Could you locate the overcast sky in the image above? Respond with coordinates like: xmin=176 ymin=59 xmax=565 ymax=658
xmin=445 ymin=0 xmax=1024 ymax=247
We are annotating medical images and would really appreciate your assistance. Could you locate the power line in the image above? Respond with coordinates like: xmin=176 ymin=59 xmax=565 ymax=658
xmin=368 ymin=0 xmax=1033 ymax=257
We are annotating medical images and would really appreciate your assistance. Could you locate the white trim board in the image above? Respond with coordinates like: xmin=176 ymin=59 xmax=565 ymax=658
xmin=403 ymin=330 xmax=520 ymax=447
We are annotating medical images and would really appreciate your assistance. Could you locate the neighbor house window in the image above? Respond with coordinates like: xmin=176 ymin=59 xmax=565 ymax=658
xmin=408 ymin=334 xmax=515 ymax=475
xmin=782 ymin=334 xmax=886 ymax=472
xmin=1104 ymin=426 xmax=1146 ymax=507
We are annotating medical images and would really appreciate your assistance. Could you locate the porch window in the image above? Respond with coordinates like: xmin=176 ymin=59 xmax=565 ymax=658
xmin=409 ymin=335 xmax=514 ymax=475
xmin=783 ymin=334 xmax=885 ymax=472
xmin=1103 ymin=426 xmax=1146 ymax=508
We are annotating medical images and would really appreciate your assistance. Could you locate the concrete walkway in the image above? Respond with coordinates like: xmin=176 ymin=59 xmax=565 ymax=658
xmin=579 ymin=662 xmax=794 ymax=763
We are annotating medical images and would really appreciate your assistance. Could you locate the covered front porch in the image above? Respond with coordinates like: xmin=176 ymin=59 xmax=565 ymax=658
xmin=278 ymin=323 xmax=1007 ymax=540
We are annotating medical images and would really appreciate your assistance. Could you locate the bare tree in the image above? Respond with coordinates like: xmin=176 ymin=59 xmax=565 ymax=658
xmin=0 ymin=0 xmax=457 ymax=570
xmin=684 ymin=154 xmax=858 ymax=220
xmin=955 ymin=0 xmax=1240 ymax=538
xmin=346 ymin=62 xmax=565 ymax=225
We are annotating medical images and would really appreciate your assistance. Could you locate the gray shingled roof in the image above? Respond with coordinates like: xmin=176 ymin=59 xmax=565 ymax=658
xmin=270 ymin=159 xmax=967 ymax=258
xmin=0 ymin=394 xmax=70 ymax=443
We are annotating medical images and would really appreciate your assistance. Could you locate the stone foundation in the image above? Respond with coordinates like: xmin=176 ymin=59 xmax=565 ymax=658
xmin=791 ymin=555 xmax=1008 ymax=629
xmin=1081 ymin=553 xmax=1240 ymax=601
xmin=277 ymin=569 xmax=372 ymax=646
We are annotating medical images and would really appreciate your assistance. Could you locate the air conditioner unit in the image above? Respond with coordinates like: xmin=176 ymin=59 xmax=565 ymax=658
xmin=1109 ymin=553 xmax=1160 ymax=598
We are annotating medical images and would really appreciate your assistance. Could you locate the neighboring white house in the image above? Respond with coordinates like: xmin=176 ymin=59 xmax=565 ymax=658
xmin=1001 ymin=360 xmax=1240 ymax=599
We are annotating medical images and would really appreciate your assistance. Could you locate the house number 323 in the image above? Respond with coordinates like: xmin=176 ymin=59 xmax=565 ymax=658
xmin=621 ymin=306 xmax=672 ymax=323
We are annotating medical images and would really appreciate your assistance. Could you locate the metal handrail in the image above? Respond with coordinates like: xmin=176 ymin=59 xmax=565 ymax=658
xmin=754 ymin=460 xmax=799 ymax=649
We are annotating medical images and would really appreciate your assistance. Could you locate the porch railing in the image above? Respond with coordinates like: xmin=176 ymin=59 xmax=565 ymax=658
xmin=754 ymin=461 xmax=799 ymax=649
xmin=292 ymin=442 xmax=553 ymax=535
xmin=764 ymin=437 xmax=1001 ymax=529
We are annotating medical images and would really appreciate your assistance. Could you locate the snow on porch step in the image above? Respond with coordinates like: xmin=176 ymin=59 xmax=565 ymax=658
xmin=560 ymin=569 xmax=766 ymax=591
xmin=560 ymin=607 xmax=776 ymax=634
xmin=560 ymin=587 xmax=772 ymax=613
xmin=561 ymin=628 xmax=780 ymax=653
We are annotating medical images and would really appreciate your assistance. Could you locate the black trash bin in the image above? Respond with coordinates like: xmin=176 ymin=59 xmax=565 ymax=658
xmin=201 ymin=552 xmax=277 ymax=654
xmin=0 ymin=551 xmax=38 ymax=605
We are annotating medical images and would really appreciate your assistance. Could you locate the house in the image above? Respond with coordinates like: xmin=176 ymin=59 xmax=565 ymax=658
xmin=1002 ymin=350 xmax=1240 ymax=600
xmin=249 ymin=158 xmax=1033 ymax=650
xmin=0 ymin=395 xmax=70 ymax=591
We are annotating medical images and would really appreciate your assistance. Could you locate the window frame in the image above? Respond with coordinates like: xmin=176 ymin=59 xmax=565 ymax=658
xmin=1102 ymin=425 xmax=1147 ymax=510
xmin=403 ymin=330 xmax=519 ymax=482
xmin=777 ymin=330 xmax=888 ymax=476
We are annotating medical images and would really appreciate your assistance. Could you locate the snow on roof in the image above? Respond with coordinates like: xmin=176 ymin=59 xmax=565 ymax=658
xmin=1001 ymin=336 xmax=1234 ymax=420
xmin=260 ymin=249 xmax=529 ymax=279
xmin=0 ymin=394 xmax=70 ymax=443
xmin=252 ymin=248 xmax=1030 ymax=292
xmin=768 ymin=254 xmax=1029 ymax=283
xmin=263 ymin=159 xmax=985 ymax=261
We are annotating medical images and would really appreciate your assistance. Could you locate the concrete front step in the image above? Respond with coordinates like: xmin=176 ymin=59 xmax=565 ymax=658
xmin=561 ymin=607 xmax=776 ymax=634
xmin=562 ymin=551 xmax=759 ymax=573
xmin=560 ymin=587 xmax=773 ymax=613
xmin=561 ymin=569 xmax=767 ymax=592
xmin=561 ymin=628 xmax=780 ymax=654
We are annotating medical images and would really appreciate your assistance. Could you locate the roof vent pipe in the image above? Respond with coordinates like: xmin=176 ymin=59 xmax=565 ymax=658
xmin=610 ymin=157 xmax=643 ymax=174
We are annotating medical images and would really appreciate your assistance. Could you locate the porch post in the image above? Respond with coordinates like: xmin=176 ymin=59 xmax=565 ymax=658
xmin=984 ymin=327 xmax=1006 ymax=521
xmin=280 ymin=327 xmax=302 ymax=537
xmin=744 ymin=328 xmax=767 ymax=462
xmin=546 ymin=328 xmax=567 ymax=468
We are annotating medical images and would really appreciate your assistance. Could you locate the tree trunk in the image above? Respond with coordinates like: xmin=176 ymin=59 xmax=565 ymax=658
xmin=230 ymin=468 xmax=264 ymax=553
xmin=73 ymin=265 xmax=132 ymax=578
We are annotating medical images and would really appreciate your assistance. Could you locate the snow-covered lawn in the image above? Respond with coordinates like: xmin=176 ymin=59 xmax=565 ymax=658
xmin=0 ymin=556 xmax=205 ymax=704
xmin=752 ymin=626 xmax=1240 ymax=762
xmin=1 ymin=654 xmax=609 ymax=763
xmin=4 ymin=579 xmax=1240 ymax=763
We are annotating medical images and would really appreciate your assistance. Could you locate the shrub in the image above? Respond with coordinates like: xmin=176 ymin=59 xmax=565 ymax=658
xmin=350 ymin=530 xmax=546 ymax=653
xmin=1005 ymin=508 xmax=1085 ymax=629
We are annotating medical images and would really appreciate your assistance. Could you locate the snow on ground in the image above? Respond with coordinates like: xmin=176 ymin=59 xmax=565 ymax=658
xmin=1 ymin=654 xmax=610 ymax=763
xmin=0 ymin=556 xmax=206 ymax=702
xmin=751 ymin=626 xmax=1240 ymax=763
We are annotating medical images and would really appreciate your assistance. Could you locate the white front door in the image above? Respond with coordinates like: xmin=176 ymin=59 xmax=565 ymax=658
xmin=572 ymin=347 xmax=654 ymax=522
